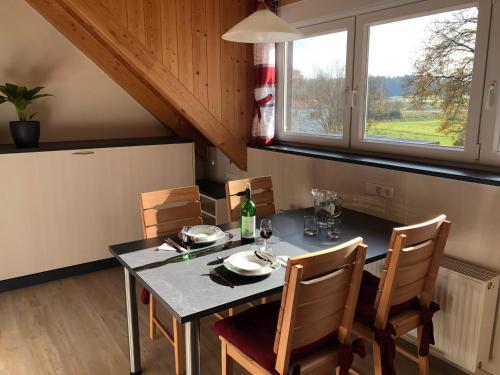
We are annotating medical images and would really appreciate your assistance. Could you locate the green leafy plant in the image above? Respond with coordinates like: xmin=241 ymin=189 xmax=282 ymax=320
xmin=0 ymin=83 xmax=52 ymax=121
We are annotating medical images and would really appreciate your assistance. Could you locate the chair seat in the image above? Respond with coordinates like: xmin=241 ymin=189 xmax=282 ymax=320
xmin=354 ymin=309 xmax=422 ymax=339
xmin=213 ymin=301 xmax=340 ymax=374
xmin=355 ymin=271 xmax=420 ymax=335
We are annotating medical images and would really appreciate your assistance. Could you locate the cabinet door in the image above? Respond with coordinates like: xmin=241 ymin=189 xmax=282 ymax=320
xmin=0 ymin=142 xmax=194 ymax=280
xmin=0 ymin=149 xmax=105 ymax=280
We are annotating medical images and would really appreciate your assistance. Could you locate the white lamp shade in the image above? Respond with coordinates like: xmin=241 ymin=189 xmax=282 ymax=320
xmin=221 ymin=8 xmax=303 ymax=44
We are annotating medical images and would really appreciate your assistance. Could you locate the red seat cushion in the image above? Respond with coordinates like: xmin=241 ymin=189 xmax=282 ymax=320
xmin=355 ymin=270 xmax=419 ymax=327
xmin=213 ymin=301 xmax=339 ymax=374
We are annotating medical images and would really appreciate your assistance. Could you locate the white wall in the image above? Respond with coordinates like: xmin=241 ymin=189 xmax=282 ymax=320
xmin=203 ymin=146 xmax=247 ymax=182
xmin=0 ymin=0 xmax=169 ymax=143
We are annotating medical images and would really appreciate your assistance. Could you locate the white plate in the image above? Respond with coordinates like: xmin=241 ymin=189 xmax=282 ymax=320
xmin=179 ymin=225 xmax=226 ymax=244
xmin=223 ymin=250 xmax=280 ymax=277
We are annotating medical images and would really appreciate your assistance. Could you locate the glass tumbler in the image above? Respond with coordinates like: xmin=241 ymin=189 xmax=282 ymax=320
xmin=304 ymin=216 xmax=318 ymax=236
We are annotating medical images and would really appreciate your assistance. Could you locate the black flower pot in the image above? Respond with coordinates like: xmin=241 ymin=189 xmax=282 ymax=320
xmin=9 ymin=121 xmax=40 ymax=148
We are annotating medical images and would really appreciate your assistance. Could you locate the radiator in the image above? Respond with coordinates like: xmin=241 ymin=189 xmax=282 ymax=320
xmin=364 ymin=257 xmax=500 ymax=374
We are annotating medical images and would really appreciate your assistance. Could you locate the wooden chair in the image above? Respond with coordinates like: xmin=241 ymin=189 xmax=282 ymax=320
xmin=225 ymin=176 xmax=275 ymax=223
xmin=215 ymin=237 xmax=368 ymax=375
xmin=225 ymin=176 xmax=277 ymax=308
xmin=140 ymin=185 xmax=203 ymax=375
xmin=352 ymin=215 xmax=451 ymax=375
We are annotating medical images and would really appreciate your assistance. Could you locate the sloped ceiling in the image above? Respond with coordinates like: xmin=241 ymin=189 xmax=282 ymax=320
xmin=26 ymin=0 xmax=254 ymax=169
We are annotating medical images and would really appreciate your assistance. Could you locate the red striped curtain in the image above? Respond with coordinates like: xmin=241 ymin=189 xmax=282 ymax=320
xmin=251 ymin=0 xmax=277 ymax=146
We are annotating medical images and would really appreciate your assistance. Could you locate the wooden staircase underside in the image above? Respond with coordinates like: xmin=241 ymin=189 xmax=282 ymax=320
xmin=27 ymin=0 xmax=254 ymax=169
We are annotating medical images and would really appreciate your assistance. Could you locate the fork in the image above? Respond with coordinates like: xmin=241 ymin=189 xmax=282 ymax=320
xmin=210 ymin=268 xmax=235 ymax=288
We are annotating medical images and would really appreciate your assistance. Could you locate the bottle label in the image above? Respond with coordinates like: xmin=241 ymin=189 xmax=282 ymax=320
xmin=241 ymin=216 xmax=256 ymax=239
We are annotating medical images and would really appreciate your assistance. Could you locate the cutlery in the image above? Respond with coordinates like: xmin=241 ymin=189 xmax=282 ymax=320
xmin=254 ymin=249 xmax=277 ymax=264
xmin=166 ymin=238 xmax=188 ymax=253
xmin=134 ymin=240 xmax=236 ymax=271
xmin=206 ymin=255 xmax=230 ymax=266
xmin=210 ymin=268 xmax=235 ymax=288
xmin=254 ymin=250 xmax=271 ymax=263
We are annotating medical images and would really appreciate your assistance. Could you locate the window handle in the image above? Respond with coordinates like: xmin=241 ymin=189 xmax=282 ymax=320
xmin=72 ymin=151 xmax=95 ymax=155
xmin=351 ymin=87 xmax=358 ymax=107
xmin=344 ymin=87 xmax=350 ymax=106
xmin=486 ymin=81 xmax=496 ymax=110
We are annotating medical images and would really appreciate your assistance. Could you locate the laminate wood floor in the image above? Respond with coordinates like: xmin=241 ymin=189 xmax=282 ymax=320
xmin=0 ymin=267 xmax=466 ymax=375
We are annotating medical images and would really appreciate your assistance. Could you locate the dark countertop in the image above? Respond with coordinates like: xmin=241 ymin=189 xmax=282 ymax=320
xmin=196 ymin=179 xmax=226 ymax=200
xmin=0 ymin=136 xmax=191 ymax=154
xmin=249 ymin=143 xmax=500 ymax=187
xmin=109 ymin=207 xmax=399 ymax=323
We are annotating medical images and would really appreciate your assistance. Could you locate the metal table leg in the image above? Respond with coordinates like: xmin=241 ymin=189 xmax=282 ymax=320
xmin=124 ymin=268 xmax=141 ymax=374
xmin=185 ymin=319 xmax=201 ymax=375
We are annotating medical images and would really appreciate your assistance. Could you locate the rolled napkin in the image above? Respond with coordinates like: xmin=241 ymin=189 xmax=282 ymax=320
xmin=157 ymin=242 xmax=176 ymax=251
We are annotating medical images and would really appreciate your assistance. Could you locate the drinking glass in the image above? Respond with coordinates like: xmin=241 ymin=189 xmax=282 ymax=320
xmin=327 ymin=218 xmax=341 ymax=240
xmin=181 ymin=225 xmax=194 ymax=250
xmin=260 ymin=219 xmax=272 ymax=251
xmin=304 ymin=216 xmax=318 ymax=236
xmin=333 ymin=196 xmax=342 ymax=219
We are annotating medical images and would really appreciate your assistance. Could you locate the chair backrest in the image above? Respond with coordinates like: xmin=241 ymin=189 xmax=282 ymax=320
xmin=225 ymin=176 xmax=275 ymax=223
xmin=140 ymin=185 xmax=203 ymax=239
xmin=374 ymin=215 xmax=451 ymax=329
xmin=273 ymin=238 xmax=367 ymax=375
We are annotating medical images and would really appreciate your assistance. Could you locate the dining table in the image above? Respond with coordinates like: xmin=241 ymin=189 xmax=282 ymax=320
xmin=109 ymin=207 xmax=400 ymax=375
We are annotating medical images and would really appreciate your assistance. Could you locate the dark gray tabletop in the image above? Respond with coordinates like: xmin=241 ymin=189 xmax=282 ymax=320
xmin=109 ymin=208 xmax=400 ymax=323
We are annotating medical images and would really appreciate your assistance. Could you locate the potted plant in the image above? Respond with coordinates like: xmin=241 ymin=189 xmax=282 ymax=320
xmin=0 ymin=83 xmax=52 ymax=148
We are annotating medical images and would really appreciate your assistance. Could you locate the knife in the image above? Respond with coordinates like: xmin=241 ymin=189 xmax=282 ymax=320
xmin=133 ymin=241 xmax=235 ymax=271
xmin=166 ymin=238 xmax=188 ymax=253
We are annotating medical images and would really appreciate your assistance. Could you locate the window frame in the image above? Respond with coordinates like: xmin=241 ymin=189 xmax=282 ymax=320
xmin=478 ymin=0 xmax=500 ymax=166
xmin=277 ymin=0 xmax=495 ymax=166
xmin=275 ymin=17 xmax=355 ymax=148
xmin=350 ymin=0 xmax=491 ymax=163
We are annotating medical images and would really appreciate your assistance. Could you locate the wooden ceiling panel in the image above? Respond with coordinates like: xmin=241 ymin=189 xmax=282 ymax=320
xmin=143 ymin=0 xmax=163 ymax=61
xmin=125 ymin=0 xmax=146 ymax=45
xmin=27 ymin=0 xmax=254 ymax=169
xmin=206 ymin=0 xmax=222 ymax=122
xmin=160 ymin=0 xmax=178 ymax=77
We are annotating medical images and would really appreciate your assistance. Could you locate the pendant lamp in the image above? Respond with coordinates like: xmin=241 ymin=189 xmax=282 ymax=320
xmin=221 ymin=0 xmax=303 ymax=43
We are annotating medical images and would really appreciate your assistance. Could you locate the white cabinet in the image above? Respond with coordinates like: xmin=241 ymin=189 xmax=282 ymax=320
xmin=200 ymin=194 xmax=228 ymax=225
xmin=197 ymin=179 xmax=229 ymax=225
xmin=0 ymin=141 xmax=195 ymax=280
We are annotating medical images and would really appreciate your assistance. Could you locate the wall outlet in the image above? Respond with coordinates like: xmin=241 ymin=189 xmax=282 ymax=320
xmin=365 ymin=182 xmax=394 ymax=200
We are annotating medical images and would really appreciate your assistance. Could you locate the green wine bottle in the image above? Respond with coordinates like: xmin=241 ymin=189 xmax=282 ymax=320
xmin=240 ymin=183 xmax=256 ymax=244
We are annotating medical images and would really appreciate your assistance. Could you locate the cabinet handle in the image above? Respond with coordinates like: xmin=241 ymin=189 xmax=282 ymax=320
xmin=72 ymin=151 xmax=95 ymax=155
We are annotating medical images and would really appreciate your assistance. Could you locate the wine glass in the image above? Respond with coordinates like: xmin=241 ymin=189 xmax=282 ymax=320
xmin=260 ymin=219 xmax=272 ymax=252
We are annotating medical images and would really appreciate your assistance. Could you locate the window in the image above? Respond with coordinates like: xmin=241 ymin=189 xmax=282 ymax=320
xmin=289 ymin=32 xmax=347 ymax=137
xmin=278 ymin=0 xmax=496 ymax=165
xmin=364 ymin=9 xmax=478 ymax=149
xmin=277 ymin=18 xmax=354 ymax=147
xmin=351 ymin=0 xmax=490 ymax=163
